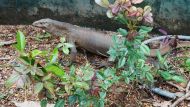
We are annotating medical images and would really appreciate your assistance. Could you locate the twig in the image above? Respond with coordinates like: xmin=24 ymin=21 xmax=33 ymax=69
xmin=0 ymin=40 xmax=16 ymax=46
xmin=0 ymin=57 xmax=11 ymax=60
xmin=171 ymin=91 xmax=190 ymax=107
xmin=166 ymin=81 xmax=185 ymax=91
xmin=186 ymin=80 xmax=190 ymax=93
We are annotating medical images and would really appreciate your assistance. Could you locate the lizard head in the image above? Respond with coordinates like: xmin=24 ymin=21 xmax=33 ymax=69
xmin=32 ymin=18 xmax=53 ymax=28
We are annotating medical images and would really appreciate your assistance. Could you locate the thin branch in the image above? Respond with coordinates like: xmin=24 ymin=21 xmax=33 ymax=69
xmin=0 ymin=57 xmax=11 ymax=60
xmin=166 ymin=81 xmax=185 ymax=91
xmin=186 ymin=81 xmax=190 ymax=93
xmin=171 ymin=91 xmax=190 ymax=107
xmin=0 ymin=40 xmax=16 ymax=46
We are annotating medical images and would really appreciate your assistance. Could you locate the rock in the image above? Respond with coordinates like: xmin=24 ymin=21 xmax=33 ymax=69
xmin=0 ymin=0 xmax=190 ymax=34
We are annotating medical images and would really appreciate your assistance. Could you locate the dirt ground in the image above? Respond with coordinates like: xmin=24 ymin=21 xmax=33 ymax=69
xmin=0 ymin=25 xmax=189 ymax=107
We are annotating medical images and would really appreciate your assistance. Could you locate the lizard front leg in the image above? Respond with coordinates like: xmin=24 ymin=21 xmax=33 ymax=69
xmin=69 ymin=40 xmax=77 ymax=62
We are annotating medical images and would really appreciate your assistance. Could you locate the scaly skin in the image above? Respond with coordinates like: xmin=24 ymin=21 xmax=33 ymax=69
xmin=32 ymin=18 xmax=113 ymax=59
xmin=32 ymin=18 xmax=190 ymax=58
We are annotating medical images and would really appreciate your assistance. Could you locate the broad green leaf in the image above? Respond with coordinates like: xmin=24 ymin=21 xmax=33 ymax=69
xmin=118 ymin=57 xmax=126 ymax=68
xmin=0 ymin=92 xmax=6 ymax=99
xmin=60 ymin=37 xmax=66 ymax=43
xmin=99 ymin=92 xmax=106 ymax=99
xmin=172 ymin=75 xmax=186 ymax=83
xmin=55 ymin=99 xmax=64 ymax=107
xmin=50 ymin=48 xmax=58 ymax=63
xmin=5 ymin=73 xmax=20 ymax=88
xmin=69 ymin=65 xmax=75 ymax=76
xmin=68 ymin=95 xmax=77 ymax=105
xmin=34 ymin=82 xmax=43 ymax=94
xmin=57 ymin=43 xmax=63 ymax=48
xmin=146 ymin=72 xmax=154 ymax=82
xmin=19 ymin=56 xmax=32 ymax=65
xmin=117 ymin=28 xmax=128 ymax=36
xmin=156 ymin=50 xmax=162 ymax=60
xmin=15 ymin=30 xmax=26 ymax=52
xmin=40 ymin=99 xmax=47 ymax=107
xmin=160 ymin=71 xmax=172 ymax=80
xmin=45 ymin=64 xmax=64 ymax=77
xmin=99 ymin=92 xmax=106 ymax=107
xmin=95 ymin=0 xmax=109 ymax=8
xmin=73 ymin=82 xmax=89 ymax=90
xmin=44 ymin=81 xmax=54 ymax=95
xmin=139 ymin=26 xmax=153 ymax=35
xmin=64 ymin=43 xmax=73 ymax=48
xmin=42 ymin=74 xmax=52 ymax=81
xmin=99 ymin=100 xmax=104 ymax=107
xmin=138 ymin=59 xmax=145 ymax=68
xmin=140 ymin=43 xmax=150 ymax=55
xmin=186 ymin=58 xmax=190 ymax=66
xmin=65 ymin=84 xmax=73 ymax=95
xmin=106 ymin=10 xmax=114 ymax=18
xmin=82 ymin=67 xmax=94 ymax=81
xmin=62 ymin=47 xmax=69 ymax=55
xmin=115 ymin=13 xmax=128 ymax=24
xmin=31 ymin=49 xmax=42 ymax=58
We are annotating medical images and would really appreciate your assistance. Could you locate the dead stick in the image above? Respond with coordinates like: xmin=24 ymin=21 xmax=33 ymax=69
xmin=171 ymin=91 xmax=190 ymax=107
xmin=186 ymin=81 xmax=190 ymax=93
xmin=0 ymin=40 xmax=16 ymax=46
xmin=0 ymin=57 xmax=11 ymax=60
xmin=166 ymin=81 xmax=185 ymax=91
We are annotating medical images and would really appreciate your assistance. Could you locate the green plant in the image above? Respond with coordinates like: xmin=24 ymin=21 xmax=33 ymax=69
xmin=5 ymin=31 xmax=66 ymax=98
xmin=156 ymin=51 xmax=186 ymax=83
xmin=96 ymin=0 xmax=154 ymax=84
xmin=57 ymin=37 xmax=73 ymax=55
xmin=184 ymin=58 xmax=190 ymax=71
xmin=6 ymin=31 xmax=107 ymax=106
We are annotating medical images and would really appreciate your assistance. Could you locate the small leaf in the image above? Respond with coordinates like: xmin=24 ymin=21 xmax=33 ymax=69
xmin=15 ymin=30 xmax=26 ymax=53
xmin=60 ymin=37 xmax=66 ymax=43
xmin=0 ymin=92 xmax=6 ymax=99
xmin=50 ymin=48 xmax=58 ymax=63
xmin=42 ymin=74 xmax=52 ymax=81
xmin=69 ymin=65 xmax=75 ymax=76
xmin=138 ymin=59 xmax=145 ymax=68
xmin=44 ymin=81 xmax=54 ymax=95
xmin=172 ymin=75 xmax=186 ymax=83
xmin=62 ymin=47 xmax=69 ymax=55
xmin=68 ymin=95 xmax=77 ymax=105
xmin=186 ymin=58 xmax=190 ymax=66
xmin=74 ymin=82 xmax=89 ymax=90
xmin=118 ymin=57 xmax=126 ymax=68
xmin=65 ymin=84 xmax=73 ymax=94
xmin=117 ymin=28 xmax=128 ymax=36
xmin=31 ymin=49 xmax=42 ymax=58
xmin=140 ymin=43 xmax=150 ymax=55
xmin=156 ymin=50 xmax=162 ymax=61
xmin=40 ymin=99 xmax=47 ymax=107
xmin=146 ymin=72 xmax=154 ymax=82
xmin=160 ymin=71 xmax=172 ymax=80
xmin=64 ymin=43 xmax=73 ymax=48
xmin=139 ymin=26 xmax=153 ymax=35
xmin=106 ymin=10 xmax=114 ymax=18
xmin=95 ymin=0 xmax=109 ymax=8
xmin=5 ymin=73 xmax=20 ymax=88
xmin=57 ymin=43 xmax=63 ymax=48
xmin=99 ymin=92 xmax=106 ymax=99
xmin=55 ymin=99 xmax=64 ymax=107
xmin=115 ymin=13 xmax=128 ymax=24
xmin=45 ymin=64 xmax=65 ymax=77
xmin=34 ymin=82 xmax=43 ymax=94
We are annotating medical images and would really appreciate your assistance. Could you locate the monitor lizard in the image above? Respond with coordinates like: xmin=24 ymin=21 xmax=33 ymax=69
xmin=32 ymin=18 xmax=190 ymax=59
